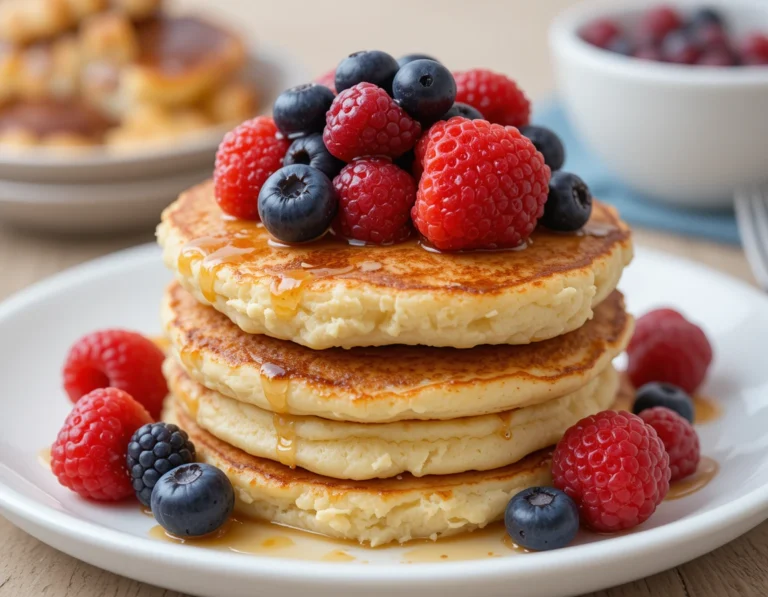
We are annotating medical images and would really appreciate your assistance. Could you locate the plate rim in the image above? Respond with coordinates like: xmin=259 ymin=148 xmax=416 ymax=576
xmin=1 ymin=243 xmax=768 ymax=586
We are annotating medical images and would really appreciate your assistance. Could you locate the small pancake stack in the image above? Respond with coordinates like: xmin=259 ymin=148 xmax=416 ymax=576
xmin=156 ymin=180 xmax=634 ymax=546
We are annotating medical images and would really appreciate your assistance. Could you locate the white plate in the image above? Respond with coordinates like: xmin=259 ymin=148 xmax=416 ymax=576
xmin=0 ymin=244 xmax=767 ymax=597
xmin=0 ymin=45 xmax=308 ymax=184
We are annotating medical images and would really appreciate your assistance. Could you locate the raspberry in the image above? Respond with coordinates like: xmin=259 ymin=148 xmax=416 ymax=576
xmin=314 ymin=68 xmax=337 ymax=94
xmin=552 ymin=410 xmax=670 ymax=532
xmin=639 ymin=407 xmax=700 ymax=482
xmin=627 ymin=309 xmax=713 ymax=394
xmin=639 ymin=6 xmax=683 ymax=43
xmin=323 ymin=82 xmax=421 ymax=162
xmin=63 ymin=329 xmax=167 ymax=419
xmin=51 ymin=388 xmax=153 ymax=501
xmin=740 ymin=33 xmax=768 ymax=65
xmin=581 ymin=18 xmax=621 ymax=49
xmin=412 ymin=117 xmax=550 ymax=251
xmin=452 ymin=69 xmax=530 ymax=128
xmin=332 ymin=158 xmax=416 ymax=245
xmin=214 ymin=116 xmax=290 ymax=220
xmin=412 ymin=120 xmax=449 ymax=180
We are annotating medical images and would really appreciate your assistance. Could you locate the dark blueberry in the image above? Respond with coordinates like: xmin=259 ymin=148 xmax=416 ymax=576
xmin=335 ymin=50 xmax=400 ymax=95
xmin=126 ymin=423 xmax=196 ymax=508
xmin=392 ymin=59 xmax=456 ymax=124
xmin=273 ymin=83 xmax=335 ymax=139
xmin=504 ymin=487 xmax=579 ymax=551
xmin=283 ymin=133 xmax=344 ymax=180
xmin=662 ymin=30 xmax=701 ymax=64
xmin=633 ymin=382 xmax=695 ymax=423
xmin=397 ymin=53 xmax=440 ymax=68
xmin=258 ymin=164 xmax=337 ymax=244
xmin=541 ymin=171 xmax=592 ymax=232
xmin=607 ymin=37 xmax=635 ymax=56
xmin=441 ymin=102 xmax=484 ymax=120
xmin=151 ymin=463 xmax=234 ymax=538
xmin=520 ymin=125 xmax=566 ymax=171
xmin=394 ymin=149 xmax=415 ymax=173
xmin=688 ymin=8 xmax=724 ymax=31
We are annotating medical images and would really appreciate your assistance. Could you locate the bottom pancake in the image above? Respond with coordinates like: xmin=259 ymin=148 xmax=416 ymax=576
xmin=165 ymin=401 xmax=553 ymax=547
xmin=165 ymin=357 xmax=618 ymax=480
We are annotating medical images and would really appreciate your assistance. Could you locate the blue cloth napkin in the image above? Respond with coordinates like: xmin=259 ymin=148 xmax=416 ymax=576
xmin=533 ymin=99 xmax=740 ymax=245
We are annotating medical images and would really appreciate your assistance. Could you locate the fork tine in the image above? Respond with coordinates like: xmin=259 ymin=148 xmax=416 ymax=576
xmin=735 ymin=185 xmax=768 ymax=290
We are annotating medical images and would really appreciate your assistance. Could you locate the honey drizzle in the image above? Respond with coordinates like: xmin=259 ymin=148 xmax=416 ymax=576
xmin=692 ymin=395 xmax=721 ymax=425
xmin=497 ymin=411 xmax=514 ymax=440
xmin=259 ymin=362 xmax=298 ymax=468
xmin=666 ymin=456 xmax=719 ymax=500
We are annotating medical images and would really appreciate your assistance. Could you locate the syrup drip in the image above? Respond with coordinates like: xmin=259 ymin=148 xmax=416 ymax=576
xmin=259 ymin=362 xmax=298 ymax=468
xmin=497 ymin=412 xmax=514 ymax=440
xmin=273 ymin=414 xmax=298 ymax=469
xmin=666 ymin=456 xmax=719 ymax=500
xmin=38 ymin=447 xmax=52 ymax=469
xmin=269 ymin=271 xmax=311 ymax=319
xmin=692 ymin=395 xmax=721 ymax=425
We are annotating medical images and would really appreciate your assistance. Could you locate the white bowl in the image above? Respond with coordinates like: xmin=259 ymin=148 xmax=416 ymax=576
xmin=550 ymin=0 xmax=768 ymax=209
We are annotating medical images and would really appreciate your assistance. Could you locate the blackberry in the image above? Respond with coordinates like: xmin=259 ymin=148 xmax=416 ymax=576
xmin=127 ymin=422 xmax=196 ymax=507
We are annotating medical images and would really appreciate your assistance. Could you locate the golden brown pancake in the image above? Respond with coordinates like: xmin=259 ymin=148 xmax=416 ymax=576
xmin=0 ymin=98 xmax=114 ymax=145
xmin=157 ymin=180 xmax=634 ymax=349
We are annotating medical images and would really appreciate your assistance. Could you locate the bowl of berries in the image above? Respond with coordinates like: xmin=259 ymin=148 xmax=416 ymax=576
xmin=550 ymin=0 xmax=768 ymax=209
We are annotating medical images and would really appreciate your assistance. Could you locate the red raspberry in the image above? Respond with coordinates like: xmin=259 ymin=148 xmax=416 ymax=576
xmin=412 ymin=117 xmax=550 ymax=251
xmin=63 ymin=330 xmax=166 ymax=419
xmin=581 ymin=18 xmax=621 ymax=49
xmin=214 ymin=116 xmax=290 ymax=220
xmin=323 ymin=82 xmax=421 ymax=162
xmin=552 ymin=410 xmax=670 ymax=532
xmin=314 ymin=68 xmax=337 ymax=94
xmin=412 ymin=119 xmax=449 ymax=180
xmin=333 ymin=158 xmax=416 ymax=244
xmin=740 ymin=33 xmax=768 ymax=65
xmin=639 ymin=5 xmax=683 ymax=43
xmin=627 ymin=309 xmax=713 ymax=394
xmin=452 ymin=69 xmax=530 ymax=128
xmin=51 ymin=388 xmax=152 ymax=501
xmin=639 ymin=407 xmax=700 ymax=482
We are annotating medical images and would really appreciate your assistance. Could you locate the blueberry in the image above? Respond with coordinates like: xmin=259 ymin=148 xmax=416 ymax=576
xmin=335 ymin=50 xmax=400 ymax=95
xmin=541 ymin=171 xmax=592 ymax=231
xmin=397 ymin=53 xmax=440 ymax=68
xmin=504 ymin=487 xmax=579 ymax=551
xmin=441 ymin=102 xmax=484 ymax=121
xmin=127 ymin=422 xmax=196 ymax=507
xmin=151 ymin=463 xmax=234 ymax=538
xmin=688 ymin=8 xmax=724 ymax=31
xmin=633 ymin=382 xmax=695 ymax=423
xmin=258 ymin=164 xmax=337 ymax=243
xmin=392 ymin=60 xmax=456 ymax=124
xmin=273 ymin=83 xmax=334 ymax=139
xmin=520 ymin=125 xmax=566 ymax=171
xmin=283 ymin=133 xmax=344 ymax=180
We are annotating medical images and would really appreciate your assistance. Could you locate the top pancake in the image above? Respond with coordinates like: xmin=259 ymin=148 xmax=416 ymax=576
xmin=157 ymin=180 xmax=633 ymax=349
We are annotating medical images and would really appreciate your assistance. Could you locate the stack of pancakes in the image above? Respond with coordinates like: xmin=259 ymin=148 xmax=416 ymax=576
xmin=0 ymin=0 xmax=255 ymax=148
xmin=156 ymin=180 xmax=634 ymax=546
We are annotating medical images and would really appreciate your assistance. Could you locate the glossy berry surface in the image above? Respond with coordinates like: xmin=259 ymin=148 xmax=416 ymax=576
xmin=504 ymin=487 xmax=579 ymax=551
xmin=740 ymin=33 xmax=768 ymax=65
xmin=333 ymin=158 xmax=416 ymax=245
xmin=127 ymin=423 xmax=196 ymax=507
xmin=627 ymin=308 xmax=713 ymax=393
xmin=51 ymin=388 xmax=153 ymax=501
xmin=335 ymin=50 xmax=400 ymax=94
xmin=283 ymin=133 xmax=344 ymax=180
xmin=640 ymin=407 xmax=700 ymax=482
xmin=214 ymin=117 xmax=290 ymax=220
xmin=453 ymin=69 xmax=530 ymax=127
xmin=633 ymin=381 xmax=695 ymax=423
xmin=412 ymin=117 xmax=550 ymax=251
xmin=272 ymin=83 xmax=335 ymax=138
xmin=541 ymin=171 xmax=592 ymax=232
xmin=258 ymin=164 xmax=338 ymax=243
xmin=441 ymin=102 xmax=483 ymax=121
xmin=392 ymin=59 xmax=456 ymax=124
xmin=520 ymin=125 xmax=566 ymax=171
xmin=323 ymin=82 xmax=421 ymax=162
xmin=151 ymin=463 xmax=234 ymax=538
xmin=552 ymin=410 xmax=670 ymax=532
xmin=63 ymin=329 xmax=166 ymax=419
xmin=397 ymin=53 xmax=440 ymax=68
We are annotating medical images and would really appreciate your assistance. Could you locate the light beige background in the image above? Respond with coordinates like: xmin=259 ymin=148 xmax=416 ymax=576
xmin=0 ymin=1 xmax=762 ymax=596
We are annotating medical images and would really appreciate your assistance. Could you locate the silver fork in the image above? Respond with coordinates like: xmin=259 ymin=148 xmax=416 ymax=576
xmin=735 ymin=184 xmax=768 ymax=291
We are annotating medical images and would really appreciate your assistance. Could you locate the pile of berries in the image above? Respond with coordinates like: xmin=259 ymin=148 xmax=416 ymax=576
xmin=51 ymin=329 xmax=234 ymax=539
xmin=582 ymin=5 xmax=768 ymax=66
xmin=505 ymin=308 xmax=714 ymax=551
xmin=214 ymin=50 xmax=595 ymax=251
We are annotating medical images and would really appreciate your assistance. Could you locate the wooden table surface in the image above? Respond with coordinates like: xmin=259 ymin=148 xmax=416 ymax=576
xmin=0 ymin=1 xmax=763 ymax=596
